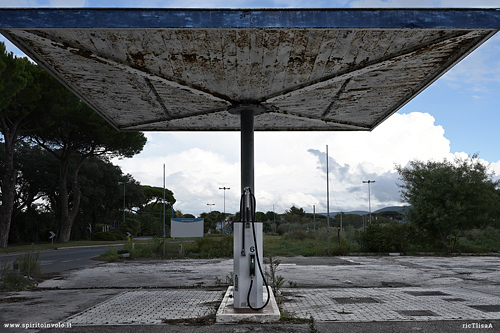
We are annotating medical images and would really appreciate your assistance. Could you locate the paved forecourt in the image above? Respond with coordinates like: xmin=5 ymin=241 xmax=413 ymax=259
xmin=64 ymin=286 xmax=500 ymax=326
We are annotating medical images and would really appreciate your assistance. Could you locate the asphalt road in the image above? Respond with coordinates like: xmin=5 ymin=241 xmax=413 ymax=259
xmin=0 ymin=246 xmax=121 ymax=274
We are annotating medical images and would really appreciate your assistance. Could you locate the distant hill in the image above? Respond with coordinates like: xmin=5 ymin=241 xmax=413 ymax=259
xmin=374 ymin=206 xmax=408 ymax=214
xmin=316 ymin=206 xmax=407 ymax=217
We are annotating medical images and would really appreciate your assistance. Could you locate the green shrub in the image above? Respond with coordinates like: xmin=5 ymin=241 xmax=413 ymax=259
xmin=92 ymin=231 xmax=125 ymax=241
xmin=16 ymin=252 xmax=42 ymax=277
xmin=1 ymin=251 xmax=41 ymax=291
xmin=283 ymin=229 xmax=310 ymax=241
xmin=194 ymin=236 xmax=233 ymax=258
xmin=457 ymin=227 xmax=500 ymax=253
xmin=98 ymin=247 xmax=121 ymax=262
xmin=358 ymin=222 xmax=411 ymax=253
xmin=91 ymin=232 xmax=111 ymax=241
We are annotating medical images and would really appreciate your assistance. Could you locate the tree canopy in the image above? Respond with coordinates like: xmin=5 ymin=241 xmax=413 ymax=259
xmin=0 ymin=42 xmax=150 ymax=246
xmin=396 ymin=156 xmax=500 ymax=249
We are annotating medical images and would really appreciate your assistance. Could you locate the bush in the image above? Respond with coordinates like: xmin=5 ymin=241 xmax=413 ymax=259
xmin=120 ymin=218 xmax=141 ymax=237
xmin=358 ymin=222 xmax=411 ymax=253
xmin=98 ymin=247 xmax=121 ymax=262
xmin=283 ymin=229 xmax=311 ymax=241
xmin=16 ymin=252 xmax=42 ymax=277
xmin=195 ymin=236 xmax=233 ymax=258
xmin=91 ymin=231 xmax=125 ymax=241
xmin=457 ymin=227 xmax=500 ymax=253
xmin=1 ymin=251 xmax=42 ymax=291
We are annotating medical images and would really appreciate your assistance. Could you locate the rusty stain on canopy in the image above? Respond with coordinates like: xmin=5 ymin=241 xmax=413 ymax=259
xmin=1 ymin=8 xmax=499 ymax=131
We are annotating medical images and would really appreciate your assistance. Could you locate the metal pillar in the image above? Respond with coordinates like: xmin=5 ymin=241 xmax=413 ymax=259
xmin=240 ymin=110 xmax=254 ymax=192
xmin=233 ymin=108 xmax=263 ymax=309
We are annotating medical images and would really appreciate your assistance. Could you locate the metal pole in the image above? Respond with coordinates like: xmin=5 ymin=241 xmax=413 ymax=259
xmin=326 ymin=145 xmax=330 ymax=256
xmin=313 ymin=205 xmax=316 ymax=231
xmin=369 ymin=183 xmax=371 ymax=224
xmin=123 ymin=183 xmax=126 ymax=226
xmin=219 ymin=187 xmax=230 ymax=220
xmin=341 ymin=211 xmax=343 ymax=232
xmin=362 ymin=180 xmax=376 ymax=224
xmin=241 ymin=110 xmax=254 ymax=193
xmin=273 ymin=204 xmax=276 ymax=233
xmin=163 ymin=164 xmax=166 ymax=256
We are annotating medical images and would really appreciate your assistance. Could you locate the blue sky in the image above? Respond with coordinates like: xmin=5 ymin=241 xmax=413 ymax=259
xmin=2 ymin=0 xmax=500 ymax=216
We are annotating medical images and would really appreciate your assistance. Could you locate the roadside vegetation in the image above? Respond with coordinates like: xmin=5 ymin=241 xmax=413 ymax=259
xmin=97 ymin=222 xmax=500 ymax=262
xmin=1 ymin=246 xmax=43 ymax=291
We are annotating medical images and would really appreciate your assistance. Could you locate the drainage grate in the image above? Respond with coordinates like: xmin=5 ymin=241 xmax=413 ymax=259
xmin=397 ymin=310 xmax=437 ymax=317
xmin=469 ymin=305 xmax=500 ymax=312
xmin=333 ymin=297 xmax=379 ymax=304
xmin=405 ymin=291 xmax=451 ymax=296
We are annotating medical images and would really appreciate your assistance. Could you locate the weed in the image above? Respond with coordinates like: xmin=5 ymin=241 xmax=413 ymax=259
xmin=15 ymin=251 xmax=42 ymax=278
xmin=280 ymin=310 xmax=310 ymax=323
xmin=214 ymin=276 xmax=224 ymax=286
xmin=226 ymin=272 xmax=234 ymax=285
xmin=1 ymin=249 xmax=41 ymax=291
xmin=98 ymin=247 xmax=121 ymax=262
xmin=264 ymin=255 xmax=285 ymax=295
xmin=309 ymin=315 xmax=318 ymax=333
xmin=194 ymin=237 xmax=233 ymax=258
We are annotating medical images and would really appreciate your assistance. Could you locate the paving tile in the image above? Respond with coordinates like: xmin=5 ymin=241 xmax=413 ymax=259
xmin=65 ymin=287 xmax=500 ymax=325
xmin=279 ymin=287 xmax=500 ymax=322
xmin=67 ymin=290 xmax=224 ymax=325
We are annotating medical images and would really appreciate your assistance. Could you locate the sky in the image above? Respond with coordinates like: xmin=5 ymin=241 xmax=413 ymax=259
xmin=2 ymin=0 xmax=500 ymax=217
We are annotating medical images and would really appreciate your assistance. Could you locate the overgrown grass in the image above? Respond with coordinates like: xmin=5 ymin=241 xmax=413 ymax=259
xmin=192 ymin=236 xmax=233 ymax=258
xmin=1 ymin=249 xmax=42 ymax=291
xmin=96 ymin=225 xmax=499 ymax=262
xmin=264 ymin=229 xmax=358 ymax=257
xmin=457 ymin=227 xmax=500 ymax=253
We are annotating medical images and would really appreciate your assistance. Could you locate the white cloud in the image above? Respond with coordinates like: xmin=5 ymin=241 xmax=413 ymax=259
xmin=491 ymin=161 xmax=500 ymax=177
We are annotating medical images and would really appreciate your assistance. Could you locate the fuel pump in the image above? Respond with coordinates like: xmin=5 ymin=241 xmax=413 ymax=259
xmin=233 ymin=187 xmax=270 ymax=310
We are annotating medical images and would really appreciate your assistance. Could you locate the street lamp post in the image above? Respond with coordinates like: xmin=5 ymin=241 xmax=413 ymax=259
xmin=362 ymin=180 xmax=376 ymax=224
xmin=207 ymin=203 xmax=215 ymax=212
xmin=118 ymin=181 xmax=126 ymax=226
xmin=219 ymin=187 xmax=230 ymax=218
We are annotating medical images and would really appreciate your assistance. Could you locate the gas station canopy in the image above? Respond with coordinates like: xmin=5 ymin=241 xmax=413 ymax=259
xmin=1 ymin=8 xmax=499 ymax=132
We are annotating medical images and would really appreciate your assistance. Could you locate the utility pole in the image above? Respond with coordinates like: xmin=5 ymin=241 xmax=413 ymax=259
xmin=163 ymin=164 xmax=166 ymax=256
xmin=313 ymin=205 xmax=316 ymax=231
xmin=118 ymin=181 xmax=126 ymax=226
xmin=362 ymin=180 xmax=376 ymax=224
xmin=219 ymin=187 xmax=230 ymax=218
xmin=326 ymin=145 xmax=330 ymax=256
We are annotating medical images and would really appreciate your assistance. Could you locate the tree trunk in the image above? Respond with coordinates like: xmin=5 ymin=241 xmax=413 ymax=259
xmin=58 ymin=157 xmax=71 ymax=243
xmin=438 ymin=230 xmax=450 ymax=251
xmin=57 ymin=154 xmax=84 ymax=243
xmin=0 ymin=120 xmax=19 ymax=248
xmin=0 ymin=169 xmax=16 ymax=248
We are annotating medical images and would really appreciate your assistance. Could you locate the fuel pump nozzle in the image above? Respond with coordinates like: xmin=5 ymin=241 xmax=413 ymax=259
xmin=239 ymin=187 xmax=255 ymax=257
xmin=250 ymin=255 xmax=256 ymax=277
